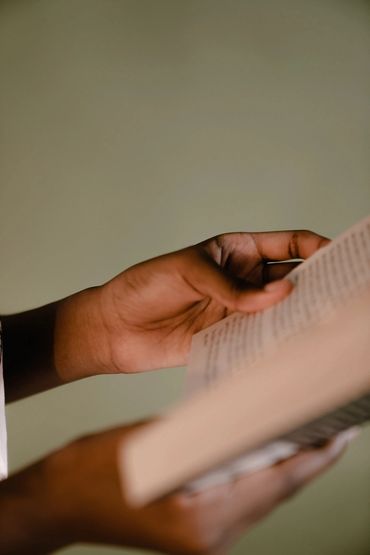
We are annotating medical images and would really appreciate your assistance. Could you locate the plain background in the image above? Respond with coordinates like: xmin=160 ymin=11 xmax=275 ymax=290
xmin=0 ymin=0 xmax=369 ymax=553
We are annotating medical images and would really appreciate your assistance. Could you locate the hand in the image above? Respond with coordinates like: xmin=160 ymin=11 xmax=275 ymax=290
xmin=3 ymin=229 xmax=329 ymax=397
xmin=0 ymin=422 xmax=353 ymax=555
xmin=55 ymin=229 xmax=328 ymax=379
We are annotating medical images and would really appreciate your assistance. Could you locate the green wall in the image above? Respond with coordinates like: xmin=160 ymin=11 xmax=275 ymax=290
xmin=0 ymin=1 xmax=369 ymax=553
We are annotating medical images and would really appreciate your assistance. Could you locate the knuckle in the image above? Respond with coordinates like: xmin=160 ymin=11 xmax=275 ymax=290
xmin=288 ymin=232 xmax=300 ymax=259
xmin=215 ymin=232 xmax=230 ymax=244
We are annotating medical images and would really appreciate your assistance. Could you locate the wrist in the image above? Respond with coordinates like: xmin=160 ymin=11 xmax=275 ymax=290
xmin=2 ymin=304 xmax=62 ymax=402
xmin=54 ymin=286 xmax=111 ymax=382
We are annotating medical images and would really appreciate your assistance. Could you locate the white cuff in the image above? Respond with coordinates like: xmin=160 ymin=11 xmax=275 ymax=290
xmin=0 ymin=322 xmax=8 ymax=480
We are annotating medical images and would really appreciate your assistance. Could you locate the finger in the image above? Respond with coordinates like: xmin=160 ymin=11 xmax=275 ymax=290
xmin=252 ymin=429 xmax=357 ymax=505
xmin=250 ymin=230 xmax=330 ymax=261
xmin=230 ymin=279 xmax=293 ymax=312
xmin=209 ymin=428 xmax=358 ymax=524
xmin=263 ymin=261 xmax=300 ymax=283
xmin=272 ymin=428 xmax=359 ymax=496
xmin=183 ymin=250 xmax=293 ymax=313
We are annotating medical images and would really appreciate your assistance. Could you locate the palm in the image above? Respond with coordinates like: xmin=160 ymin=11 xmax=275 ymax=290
xmin=103 ymin=231 xmax=328 ymax=373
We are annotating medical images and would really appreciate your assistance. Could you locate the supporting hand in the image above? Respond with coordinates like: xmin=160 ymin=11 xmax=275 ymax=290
xmin=0 ymin=421 xmax=351 ymax=555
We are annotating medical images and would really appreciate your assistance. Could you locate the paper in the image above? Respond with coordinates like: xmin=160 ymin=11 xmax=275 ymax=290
xmin=187 ymin=216 xmax=370 ymax=394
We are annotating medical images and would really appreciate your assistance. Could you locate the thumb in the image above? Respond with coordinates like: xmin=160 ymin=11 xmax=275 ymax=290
xmin=183 ymin=249 xmax=293 ymax=313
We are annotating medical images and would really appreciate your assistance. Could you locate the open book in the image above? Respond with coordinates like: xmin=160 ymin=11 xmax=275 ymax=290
xmin=120 ymin=216 xmax=370 ymax=506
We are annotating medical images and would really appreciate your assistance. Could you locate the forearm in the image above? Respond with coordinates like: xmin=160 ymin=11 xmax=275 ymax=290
xmin=2 ymin=287 xmax=108 ymax=402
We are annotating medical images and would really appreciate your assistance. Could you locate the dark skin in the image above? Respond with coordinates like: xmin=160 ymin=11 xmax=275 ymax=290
xmin=1 ymin=229 xmax=350 ymax=555
xmin=0 ymin=422 xmax=353 ymax=555
xmin=4 ymin=229 xmax=328 ymax=397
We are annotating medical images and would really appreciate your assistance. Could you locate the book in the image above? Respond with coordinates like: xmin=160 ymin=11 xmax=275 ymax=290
xmin=119 ymin=215 xmax=370 ymax=506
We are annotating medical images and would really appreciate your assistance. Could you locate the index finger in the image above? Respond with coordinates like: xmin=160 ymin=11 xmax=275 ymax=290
xmin=250 ymin=230 xmax=330 ymax=261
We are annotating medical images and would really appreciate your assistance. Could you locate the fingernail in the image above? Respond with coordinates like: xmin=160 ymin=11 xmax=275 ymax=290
xmin=329 ymin=427 xmax=361 ymax=458
xmin=337 ymin=427 xmax=361 ymax=445
xmin=264 ymin=280 xmax=292 ymax=293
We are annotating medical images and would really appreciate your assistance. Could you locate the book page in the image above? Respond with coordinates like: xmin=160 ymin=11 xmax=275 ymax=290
xmin=187 ymin=216 xmax=370 ymax=395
